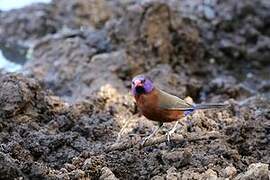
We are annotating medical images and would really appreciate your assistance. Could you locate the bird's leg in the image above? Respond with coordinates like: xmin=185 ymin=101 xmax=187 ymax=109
xmin=166 ymin=121 xmax=179 ymax=143
xmin=116 ymin=119 xmax=130 ymax=143
xmin=141 ymin=122 xmax=163 ymax=146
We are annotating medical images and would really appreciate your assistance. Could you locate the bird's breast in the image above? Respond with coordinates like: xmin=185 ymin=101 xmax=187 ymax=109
xmin=135 ymin=91 xmax=184 ymax=122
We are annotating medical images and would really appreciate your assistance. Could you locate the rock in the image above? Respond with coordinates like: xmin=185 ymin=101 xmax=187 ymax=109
xmin=68 ymin=169 xmax=86 ymax=179
xmin=0 ymin=73 xmax=69 ymax=121
xmin=0 ymin=74 xmax=45 ymax=118
xmin=64 ymin=163 xmax=76 ymax=171
xmin=82 ymin=156 xmax=104 ymax=176
xmin=165 ymin=167 xmax=179 ymax=180
xmin=162 ymin=149 xmax=192 ymax=168
xmin=140 ymin=2 xmax=173 ymax=62
xmin=107 ymin=1 xmax=172 ymax=72
xmin=201 ymin=169 xmax=218 ymax=180
xmin=189 ymin=0 xmax=270 ymax=66
xmin=52 ymin=0 xmax=116 ymax=29
xmin=100 ymin=167 xmax=119 ymax=180
xmin=180 ymin=170 xmax=202 ymax=180
xmin=223 ymin=166 xmax=237 ymax=178
xmin=29 ymin=162 xmax=50 ymax=179
xmin=0 ymin=3 xmax=57 ymax=42
xmin=107 ymin=0 xmax=203 ymax=74
xmin=151 ymin=175 xmax=165 ymax=180
xmin=24 ymin=30 xmax=127 ymax=101
xmin=0 ymin=152 xmax=26 ymax=179
xmin=0 ymin=0 xmax=120 ymax=43
xmin=146 ymin=64 xmax=186 ymax=97
xmin=235 ymin=163 xmax=270 ymax=180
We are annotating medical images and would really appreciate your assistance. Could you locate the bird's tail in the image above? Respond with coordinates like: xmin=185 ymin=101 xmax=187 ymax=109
xmin=193 ymin=103 xmax=228 ymax=110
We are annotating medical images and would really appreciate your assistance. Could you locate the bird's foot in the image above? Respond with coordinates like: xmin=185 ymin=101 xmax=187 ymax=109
xmin=140 ymin=123 xmax=163 ymax=147
xmin=166 ymin=130 xmax=175 ymax=144
xmin=166 ymin=121 xmax=179 ymax=144
xmin=140 ymin=135 xmax=153 ymax=147
xmin=116 ymin=132 xmax=122 ymax=143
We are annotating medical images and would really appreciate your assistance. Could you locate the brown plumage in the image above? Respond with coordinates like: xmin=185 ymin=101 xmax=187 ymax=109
xmin=135 ymin=88 xmax=186 ymax=122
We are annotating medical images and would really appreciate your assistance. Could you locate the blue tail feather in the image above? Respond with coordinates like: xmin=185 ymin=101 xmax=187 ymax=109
xmin=184 ymin=109 xmax=194 ymax=116
xmin=184 ymin=103 xmax=227 ymax=116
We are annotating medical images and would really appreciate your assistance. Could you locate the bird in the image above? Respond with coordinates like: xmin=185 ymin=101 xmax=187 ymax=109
xmin=131 ymin=74 xmax=227 ymax=145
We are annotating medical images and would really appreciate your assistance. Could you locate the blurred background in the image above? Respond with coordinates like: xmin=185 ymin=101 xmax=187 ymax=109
xmin=0 ymin=0 xmax=268 ymax=103
xmin=0 ymin=0 xmax=51 ymax=71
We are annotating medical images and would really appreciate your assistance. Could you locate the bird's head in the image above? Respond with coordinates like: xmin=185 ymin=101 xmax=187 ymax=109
xmin=131 ymin=75 xmax=154 ymax=96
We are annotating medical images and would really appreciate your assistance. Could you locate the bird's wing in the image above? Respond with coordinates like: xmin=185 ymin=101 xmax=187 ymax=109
xmin=157 ymin=89 xmax=194 ymax=111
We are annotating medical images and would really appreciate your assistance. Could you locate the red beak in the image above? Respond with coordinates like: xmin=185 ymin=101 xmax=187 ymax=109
xmin=134 ymin=79 xmax=143 ymax=87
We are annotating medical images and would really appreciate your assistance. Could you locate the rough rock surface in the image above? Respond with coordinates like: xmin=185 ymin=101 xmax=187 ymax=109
xmin=0 ymin=0 xmax=269 ymax=179
xmin=235 ymin=163 xmax=270 ymax=180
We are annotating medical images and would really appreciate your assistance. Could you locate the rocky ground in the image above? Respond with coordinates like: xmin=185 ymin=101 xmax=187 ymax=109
xmin=0 ymin=0 xmax=269 ymax=179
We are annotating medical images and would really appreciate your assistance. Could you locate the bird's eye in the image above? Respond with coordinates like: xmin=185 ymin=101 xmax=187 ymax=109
xmin=141 ymin=79 xmax=145 ymax=83
xmin=132 ymin=82 xmax=135 ymax=85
